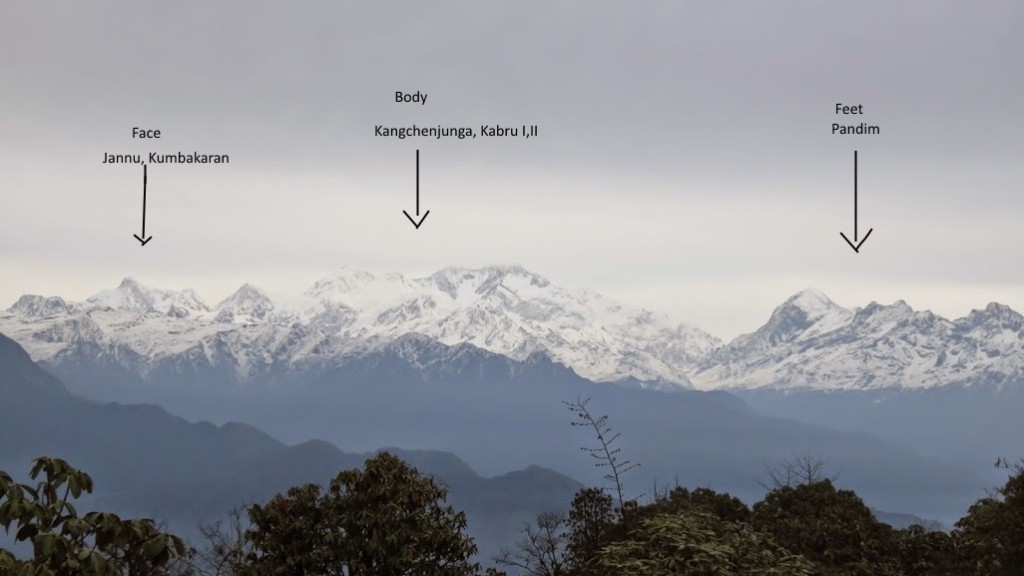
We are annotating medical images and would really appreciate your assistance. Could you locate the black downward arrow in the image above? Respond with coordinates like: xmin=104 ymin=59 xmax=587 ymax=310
xmin=403 ymin=149 xmax=430 ymax=229
xmin=840 ymin=150 xmax=872 ymax=253
xmin=133 ymin=163 xmax=153 ymax=246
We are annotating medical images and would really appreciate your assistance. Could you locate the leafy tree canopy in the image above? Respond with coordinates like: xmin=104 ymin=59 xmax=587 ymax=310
xmin=0 ymin=457 xmax=188 ymax=576
xmin=237 ymin=450 xmax=479 ymax=576
xmin=598 ymin=510 xmax=815 ymax=576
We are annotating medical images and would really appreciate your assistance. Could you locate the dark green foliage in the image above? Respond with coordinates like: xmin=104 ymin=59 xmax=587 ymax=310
xmin=0 ymin=457 xmax=188 ymax=576
xmin=643 ymin=486 xmax=751 ymax=526
xmin=4 ymin=453 xmax=1023 ymax=576
xmin=951 ymin=458 xmax=1024 ymax=575
xmin=564 ymin=488 xmax=616 ymax=576
xmin=751 ymin=479 xmax=901 ymax=575
xmin=562 ymin=484 xmax=809 ymax=576
xmin=237 ymin=450 xmax=479 ymax=576
xmin=238 ymin=485 xmax=333 ymax=574
xmin=598 ymin=511 xmax=816 ymax=575
xmin=891 ymin=524 xmax=958 ymax=576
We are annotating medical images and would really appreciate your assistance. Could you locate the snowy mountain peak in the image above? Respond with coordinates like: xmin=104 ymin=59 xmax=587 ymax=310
xmin=216 ymin=284 xmax=270 ymax=309
xmin=745 ymin=289 xmax=854 ymax=345
xmin=215 ymin=284 xmax=275 ymax=324
xmin=85 ymin=277 xmax=210 ymax=318
xmin=308 ymin=267 xmax=381 ymax=294
xmin=289 ymin=269 xmax=415 ymax=323
xmin=984 ymin=301 xmax=1014 ymax=313
xmin=973 ymin=302 xmax=1023 ymax=323
xmin=86 ymin=277 xmax=158 ymax=312
xmin=850 ymin=300 xmax=919 ymax=334
xmin=428 ymin=265 xmax=551 ymax=301
xmin=7 ymin=295 xmax=75 ymax=318
xmin=784 ymin=288 xmax=841 ymax=318
xmin=961 ymin=302 xmax=1024 ymax=335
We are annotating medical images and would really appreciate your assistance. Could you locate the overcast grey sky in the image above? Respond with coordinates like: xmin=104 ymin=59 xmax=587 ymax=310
xmin=1 ymin=1 xmax=1022 ymax=339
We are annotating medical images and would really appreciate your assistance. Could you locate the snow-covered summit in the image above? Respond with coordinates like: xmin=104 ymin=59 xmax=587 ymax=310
xmin=782 ymin=288 xmax=849 ymax=319
xmin=427 ymin=265 xmax=551 ymax=299
xmin=7 ymin=295 xmax=76 ymax=319
xmin=86 ymin=277 xmax=210 ymax=318
xmin=699 ymin=289 xmax=853 ymax=365
xmin=215 ymin=284 xmax=275 ymax=324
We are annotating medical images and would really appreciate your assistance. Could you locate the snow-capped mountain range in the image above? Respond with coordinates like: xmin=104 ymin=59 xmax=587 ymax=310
xmin=689 ymin=289 xmax=1024 ymax=391
xmin=0 ymin=266 xmax=718 ymax=388
xmin=2 ymin=266 xmax=1023 ymax=392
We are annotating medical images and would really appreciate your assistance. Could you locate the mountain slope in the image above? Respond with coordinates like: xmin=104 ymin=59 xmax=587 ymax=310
xmin=0 ymin=332 xmax=70 ymax=399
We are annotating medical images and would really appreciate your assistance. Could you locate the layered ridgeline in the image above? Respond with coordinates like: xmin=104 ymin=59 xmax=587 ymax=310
xmin=0 ymin=333 xmax=580 ymax=561
xmin=1 ymin=268 xmax=1010 ymax=523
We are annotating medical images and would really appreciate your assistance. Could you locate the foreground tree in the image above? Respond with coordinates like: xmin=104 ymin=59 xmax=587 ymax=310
xmin=563 ymin=396 xmax=640 ymax=511
xmin=493 ymin=511 xmax=568 ymax=576
xmin=952 ymin=458 xmax=1024 ymax=575
xmin=564 ymin=488 xmax=617 ymax=576
xmin=641 ymin=486 xmax=751 ymax=527
xmin=891 ymin=524 xmax=957 ymax=576
xmin=560 ymin=397 xmax=640 ymax=576
xmin=598 ymin=511 xmax=816 ymax=576
xmin=0 ymin=457 xmax=189 ymax=576
xmin=237 ymin=484 xmax=331 ymax=574
xmin=564 ymin=484 xmax=756 ymax=575
xmin=751 ymin=479 xmax=899 ymax=575
xmin=759 ymin=454 xmax=839 ymax=490
xmin=238 ymin=451 xmax=479 ymax=576
xmin=192 ymin=507 xmax=251 ymax=576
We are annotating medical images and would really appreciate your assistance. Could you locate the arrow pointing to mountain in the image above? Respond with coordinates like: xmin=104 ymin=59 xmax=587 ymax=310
xmin=840 ymin=150 xmax=872 ymax=253
xmin=403 ymin=149 xmax=430 ymax=229
xmin=133 ymin=163 xmax=153 ymax=246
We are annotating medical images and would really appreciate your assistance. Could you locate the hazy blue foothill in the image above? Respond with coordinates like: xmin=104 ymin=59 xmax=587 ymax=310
xmin=0 ymin=333 xmax=579 ymax=560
